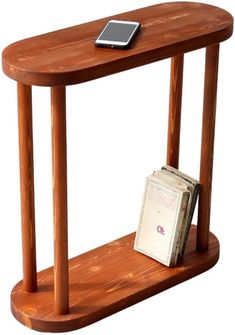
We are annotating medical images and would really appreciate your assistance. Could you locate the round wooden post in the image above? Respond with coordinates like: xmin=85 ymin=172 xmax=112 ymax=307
xmin=51 ymin=86 xmax=69 ymax=315
xmin=166 ymin=54 xmax=184 ymax=168
xmin=197 ymin=44 xmax=220 ymax=251
xmin=17 ymin=82 xmax=37 ymax=292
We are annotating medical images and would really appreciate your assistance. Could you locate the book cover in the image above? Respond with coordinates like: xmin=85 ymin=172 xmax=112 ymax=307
xmin=161 ymin=165 xmax=200 ymax=259
xmin=153 ymin=170 xmax=193 ymax=263
xmin=134 ymin=175 xmax=190 ymax=266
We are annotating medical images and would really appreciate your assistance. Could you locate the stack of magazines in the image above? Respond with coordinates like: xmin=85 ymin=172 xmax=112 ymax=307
xmin=134 ymin=165 xmax=200 ymax=267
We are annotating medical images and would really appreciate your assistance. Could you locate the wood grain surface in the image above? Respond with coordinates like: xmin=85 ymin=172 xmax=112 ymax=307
xmin=167 ymin=54 xmax=184 ymax=168
xmin=11 ymin=225 xmax=219 ymax=332
xmin=17 ymin=83 xmax=37 ymax=292
xmin=2 ymin=2 xmax=233 ymax=86
xmin=51 ymin=86 xmax=69 ymax=314
xmin=197 ymin=44 xmax=219 ymax=251
xmin=4 ymin=3 xmax=232 ymax=333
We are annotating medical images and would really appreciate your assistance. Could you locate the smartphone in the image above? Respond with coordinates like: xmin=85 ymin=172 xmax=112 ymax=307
xmin=95 ymin=20 xmax=141 ymax=49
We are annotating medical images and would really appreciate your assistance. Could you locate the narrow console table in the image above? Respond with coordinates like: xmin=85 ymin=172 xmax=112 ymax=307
xmin=2 ymin=2 xmax=233 ymax=332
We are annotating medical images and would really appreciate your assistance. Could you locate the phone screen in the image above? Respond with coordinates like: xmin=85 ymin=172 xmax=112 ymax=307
xmin=95 ymin=20 xmax=140 ymax=48
xmin=98 ymin=21 xmax=138 ymax=43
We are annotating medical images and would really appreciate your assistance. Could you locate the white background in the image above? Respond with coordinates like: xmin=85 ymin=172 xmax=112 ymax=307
xmin=0 ymin=1 xmax=234 ymax=334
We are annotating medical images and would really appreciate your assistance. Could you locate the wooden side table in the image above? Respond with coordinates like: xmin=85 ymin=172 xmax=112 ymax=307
xmin=2 ymin=2 xmax=233 ymax=332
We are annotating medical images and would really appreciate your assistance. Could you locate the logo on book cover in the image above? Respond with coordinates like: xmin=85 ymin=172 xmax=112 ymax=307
xmin=157 ymin=225 xmax=165 ymax=235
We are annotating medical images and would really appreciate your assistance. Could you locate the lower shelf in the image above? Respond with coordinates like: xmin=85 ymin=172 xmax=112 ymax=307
xmin=11 ymin=225 xmax=219 ymax=332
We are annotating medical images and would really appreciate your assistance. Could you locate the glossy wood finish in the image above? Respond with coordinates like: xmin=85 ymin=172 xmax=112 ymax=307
xmin=167 ymin=54 xmax=184 ymax=168
xmin=17 ymin=83 xmax=37 ymax=292
xmin=51 ymin=87 xmax=69 ymax=314
xmin=11 ymin=225 xmax=219 ymax=332
xmin=2 ymin=2 xmax=233 ymax=332
xmin=2 ymin=2 xmax=233 ymax=86
xmin=197 ymin=44 xmax=220 ymax=252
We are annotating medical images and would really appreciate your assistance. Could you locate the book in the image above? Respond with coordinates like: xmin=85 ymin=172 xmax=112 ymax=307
xmin=134 ymin=167 xmax=200 ymax=266
xmin=161 ymin=165 xmax=200 ymax=260
xmin=134 ymin=174 xmax=190 ymax=266
xmin=152 ymin=170 xmax=194 ymax=262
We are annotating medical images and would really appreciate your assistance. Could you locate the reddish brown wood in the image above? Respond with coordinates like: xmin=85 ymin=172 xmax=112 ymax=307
xmin=167 ymin=54 xmax=184 ymax=168
xmin=17 ymin=82 xmax=37 ymax=292
xmin=197 ymin=44 xmax=220 ymax=252
xmin=11 ymin=225 xmax=219 ymax=332
xmin=2 ymin=2 xmax=233 ymax=86
xmin=51 ymin=86 xmax=69 ymax=315
xmin=2 ymin=3 xmax=233 ymax=333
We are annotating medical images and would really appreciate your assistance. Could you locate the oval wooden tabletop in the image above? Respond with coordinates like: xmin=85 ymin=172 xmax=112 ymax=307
xmin=2 ymin=2 xmax=233 ymax=86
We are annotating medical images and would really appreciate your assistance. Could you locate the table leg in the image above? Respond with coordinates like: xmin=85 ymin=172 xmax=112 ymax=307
xmin=17 ymin=82 xmax=37 ymax=292
xmin=51 ymin=86 xmax=69 ymax=315
xmin=197 ymin=44 xmax=220 ymax=251
xmin=166 ymin=54 xmax=184 ymax=168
